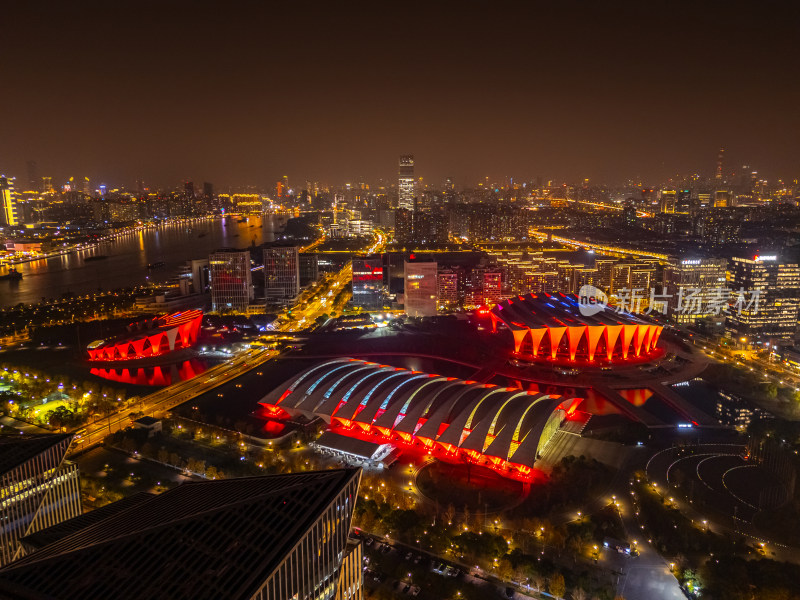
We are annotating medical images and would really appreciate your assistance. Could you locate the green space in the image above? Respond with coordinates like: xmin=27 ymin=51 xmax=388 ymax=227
xmin=0 ymin=363 xmax=132 ymax=429
xmin=415 ymin=461 xmax=525 ymax=511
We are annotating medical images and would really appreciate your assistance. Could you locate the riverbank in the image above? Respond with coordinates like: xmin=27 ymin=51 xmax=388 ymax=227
xmin=0 ymin=213 xmax=287 ymax=307
xmin=0 ymin=216 xmax=221 ymax=268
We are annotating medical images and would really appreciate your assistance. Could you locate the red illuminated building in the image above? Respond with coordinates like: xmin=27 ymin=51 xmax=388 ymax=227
xmin=489 ymin=293 xmax=663 ymax=364
xmin=89 ymin=359 xmax=208 ymax=386
xmin=86 ymin=310 xmax=203 ymax=362
xmin=259 ymin=358 xmax=580 ymax=482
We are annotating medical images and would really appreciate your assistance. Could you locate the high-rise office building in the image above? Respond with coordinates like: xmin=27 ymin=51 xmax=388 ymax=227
xmin=398 ymin=155 xmax=415 ymax=210
xmin=25 ymin=161 xmax=38 ymax=191
xmin=184 ymin=181 xmax=195 ymax=199
xmin=714 ymin=190 xmax=732 ymax=207
xmin=622 ymin=201 xmax=637 ymax=227
xmin=659 ymin=190 xmax=676 ymax=213
xmin=394 ymin=208 xmax=413 ymax=243
xmin=404 ymin=259 xmax=438 ymax=317
xmin=0 ymin=434 xmax=82 ymax=567
xmin=352 ymin=256 xmax=384 ymax=311
xmin=0 ymin=176 xmax=19 ymax=227
xmin=300 ymin=253 xmax=320 ymax=287
xmin=611 ymin=262 xmax=655 ymax=295
xmin=264 ymin=246 xmax=300 ymax=305
xmin=664 ymin=257 xmax=728 ymax=323
xmin=726 ymin=255 xmax=800 ymax=343
xmin=481 ymin=269 xmax=503 ymax=305
xmin=676 ymin=190 xmax=692 ymax=213
xmin=209 ymin=249 xmax=253 ymax=312
xmin=0 ymin=469 xmax=363 ymax=600
xmin=437 ymin=269 xmax=458 ymax=307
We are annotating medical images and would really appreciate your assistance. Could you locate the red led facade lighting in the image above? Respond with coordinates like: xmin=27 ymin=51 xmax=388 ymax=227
xmin=491 ymin=293 xmax=663 ymax=365
xmin=86 ymin=310 xmax=203 ymax=362
xmin=259 ymin=358 xmax=573 ymax=482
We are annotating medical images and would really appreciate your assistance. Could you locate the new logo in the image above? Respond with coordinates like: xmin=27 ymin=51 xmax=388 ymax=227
xmin=578 ymin=285 xmax=608 ymax=316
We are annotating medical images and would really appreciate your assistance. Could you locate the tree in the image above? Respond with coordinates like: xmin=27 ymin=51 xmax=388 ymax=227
xmin=46 ymin=405 xmax=74 ymax=430
xmin=766 ymin=383 xmax=779 ymax=400
xmin=205 ymin=466 xmax=220 ymax=480
xmin=157 ymin=448 xmax=169 ymax=464
xmin=530 ymin=574 xmax=545 ymax=592
xmin=496 ymin=557 xmax=514 ymax=581
xmin=548 ymin=572 xmax=565 ymax=599
xmin=444 ymin=503 xmax=456 ymax=525
xmin=573 ymin=588 xmax=588 ymax=600
xmin=168 ymin=452 xmax=182 ymax=467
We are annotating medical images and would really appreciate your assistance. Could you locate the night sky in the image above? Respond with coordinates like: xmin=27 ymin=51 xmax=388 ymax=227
xmin=1 ymin=1 xmax=798 ymax=189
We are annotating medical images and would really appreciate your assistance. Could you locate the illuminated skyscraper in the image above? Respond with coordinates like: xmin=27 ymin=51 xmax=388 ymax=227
xmin=0 ymin=176 xmax=18 ymax=227
xmin=394 ymin=208 xmax=413 ymax=243
xmin=209 ymin=249 xmax=253 ymax=313
xmin=437 ymin=269 xmax=458 ymax=307
xmin=659 ymin=190 xmax=676 ymax=213
xmin=664 ymin=257 xmax=728 ymax=324
xmin=398 ymin=155 xmax=415 ymax=210
xmin=352 ymin=256 xmax=384 ymax=310
xmin=725 ymin=255 xmax=800 ymax=343
xmin=404 ymin=259 xmax=437 ymax=317
xmin=715 ymin=147 xmax=725 ymax=182
xmin=264 ymin=246 xmax=300 ymax=305
xmin=481 ymin=269 xmax=503 ymax=305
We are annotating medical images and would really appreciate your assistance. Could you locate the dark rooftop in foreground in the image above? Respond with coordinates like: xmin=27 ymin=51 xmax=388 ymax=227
xmin=0 ymin=469 xmax=360 ymax=600
xmin=0 ymin=433 xmax=73 ymax=476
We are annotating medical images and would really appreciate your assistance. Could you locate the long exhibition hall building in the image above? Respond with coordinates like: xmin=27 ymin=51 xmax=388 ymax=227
xmin=260 ymin=358 xmax=580 ymax=482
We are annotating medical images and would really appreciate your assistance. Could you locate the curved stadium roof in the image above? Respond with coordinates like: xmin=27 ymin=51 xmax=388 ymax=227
xmin=260 ymin=358 xmax=573 ymax=478
xmin=490 ymin=292 xmax=663 ymax=362
xmin=86 ymin=310 xmax=203 ymax=362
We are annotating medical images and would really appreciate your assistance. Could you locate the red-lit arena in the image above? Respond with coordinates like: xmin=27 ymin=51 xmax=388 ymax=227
xmin=489 ymin=293 xmax=664 ymax=364
xmin=86 ymin=310 xmax=203 ymax=361
xmin=259 ymin=358 xmax=582 ymax=483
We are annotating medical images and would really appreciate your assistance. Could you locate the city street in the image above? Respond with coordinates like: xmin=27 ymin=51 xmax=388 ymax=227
xmin=68 ymin=229 xmax=386 ymax=454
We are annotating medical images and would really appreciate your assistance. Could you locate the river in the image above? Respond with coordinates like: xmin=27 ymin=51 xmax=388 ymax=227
xmin=0 ymin=214 xmax=286 ymax=307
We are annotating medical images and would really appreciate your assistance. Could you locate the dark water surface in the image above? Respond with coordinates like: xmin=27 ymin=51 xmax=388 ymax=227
xmin=0 ymin=215 xmax=285 ymax=307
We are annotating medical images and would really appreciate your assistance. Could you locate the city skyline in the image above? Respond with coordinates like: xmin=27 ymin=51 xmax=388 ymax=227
xmin=1 ymin=1 xmax=798 ymax=188
xmin=3 ymin=3 xmax=800 ymax=600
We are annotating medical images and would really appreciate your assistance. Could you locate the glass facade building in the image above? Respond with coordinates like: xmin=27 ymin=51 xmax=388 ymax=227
xmin=351 ymin=257 xmax=384 ymax=311
xmin=404 ymin=260 xmax=438 ymax=317
xmin=0 ymin=469 xmax=363 ymax=600
xmin=0 ymin=434 xmax=81 ymax=566
xmin=397 ymin=155 xmax=415 ymax=211
xmin=209 ymin=249 xmax=253 ymax=313
xmin=264 ymin=246 xmax=300 ymax=305
xmin=725 ymin=256 xmax=800 ymax=342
